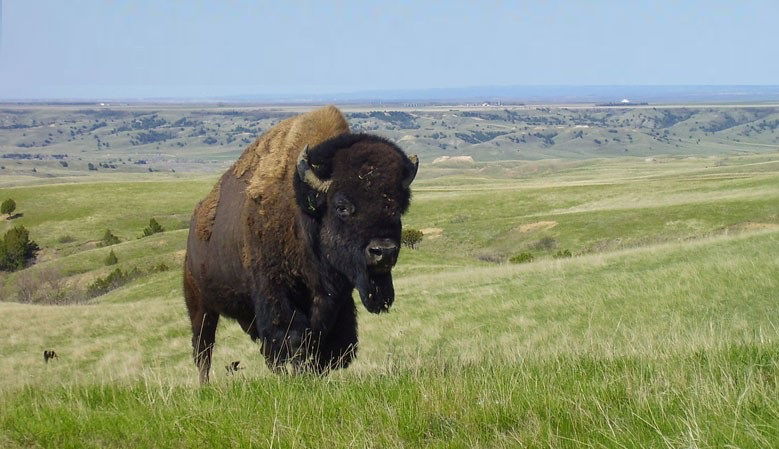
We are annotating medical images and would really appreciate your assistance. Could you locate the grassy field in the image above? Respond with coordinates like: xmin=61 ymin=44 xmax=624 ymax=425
xmin=0 ymin=152 xmax=777 ymax=447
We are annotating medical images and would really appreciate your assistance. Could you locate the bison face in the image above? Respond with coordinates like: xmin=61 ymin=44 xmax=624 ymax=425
xmin=296 ymin=135 xmax=418 ymax=313
xmin=321 ymin=190 xmax=401 ymax=313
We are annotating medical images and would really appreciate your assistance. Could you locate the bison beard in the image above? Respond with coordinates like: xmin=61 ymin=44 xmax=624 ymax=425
xmin=320 ymin=229 xmax=395 ymax=314
xmin=184 ymin=106 xmax=418 ymax=382
xmin=359 ymin=272 xmax=394 ymax=313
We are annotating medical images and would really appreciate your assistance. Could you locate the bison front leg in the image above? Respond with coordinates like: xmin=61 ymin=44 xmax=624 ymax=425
xmin=315 ymin=300 xmax=358 ymax=373
xmin=254 ymin=291 xmax=311 ymax=372
xmin=310 ymin=293 xmax=339 ymax=336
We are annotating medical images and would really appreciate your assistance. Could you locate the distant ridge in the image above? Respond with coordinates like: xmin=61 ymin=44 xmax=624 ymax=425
xmin=222 ymin=85 xmax=779 ymax=105
xmin=4 ymin=85 xmax=779 ymax=105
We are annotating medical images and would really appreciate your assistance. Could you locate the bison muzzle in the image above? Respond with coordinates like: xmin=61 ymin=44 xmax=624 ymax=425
xmin=184 ymin=106 xmax=418 ymax=382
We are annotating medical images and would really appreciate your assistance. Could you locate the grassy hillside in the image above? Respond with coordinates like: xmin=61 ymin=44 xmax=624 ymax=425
xmin=0 ymin=152 xmax=777 ymax=447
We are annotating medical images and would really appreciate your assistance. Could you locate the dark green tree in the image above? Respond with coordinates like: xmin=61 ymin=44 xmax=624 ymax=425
xmin=401 ymin=228 xmax=424 ymax=249
xmin=1 ymin=198 xmax=16 ymax=215
xmin=142 ymin=218 xmax=164 ymax=237
xmin=553 ymin=249 xmax=572 ymax=259
xmin=99 ymin=229 xmax=121 ymax=247
xmin=104 ymin=249 xmax=118 ymax=265
xmin=0 ymin=225 xmax=39 ymax=271
xmin=509 ymin=252 xmax=534 ymax=264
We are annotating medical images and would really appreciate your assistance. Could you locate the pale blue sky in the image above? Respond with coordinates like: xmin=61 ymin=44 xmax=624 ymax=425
xmin=0 ymin=0 xmax=777 ymax=100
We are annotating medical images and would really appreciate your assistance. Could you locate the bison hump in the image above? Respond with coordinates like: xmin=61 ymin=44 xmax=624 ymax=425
xmin=195 ymin=182 xmax=221 ymax=241
xmin=231 ymin=106 xmax=349 ymax=200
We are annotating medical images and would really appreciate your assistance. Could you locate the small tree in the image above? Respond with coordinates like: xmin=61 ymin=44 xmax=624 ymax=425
xmin=99 ymin=229 xmax=120 ymax=247
xmin=0 ymin=225 xmax=39 ymax=271
xmin=401 ymin=228 xmax=424 ymax=249
xmin=553 ymin=249 xmax=572 ymax=259
xmin=1 ymin=198 xmax=16 ymax=216
xmin=104 ymin=249 xmax=118 ymax=265
xmin=509 ymin=252 xmax=534 ymax=264
xmin=142 ymin=218 xmax=164 ymax=237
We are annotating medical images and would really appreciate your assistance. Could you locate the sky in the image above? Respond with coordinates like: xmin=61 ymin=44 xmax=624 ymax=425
xmin=0 ymin=0 xmax=778 ymax=100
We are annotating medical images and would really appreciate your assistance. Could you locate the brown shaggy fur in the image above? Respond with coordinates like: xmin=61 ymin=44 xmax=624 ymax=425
xmin=232 ymin=105 xmax=349 ymax=199
xmin=194 ymin=182 xmax=220 ymax=241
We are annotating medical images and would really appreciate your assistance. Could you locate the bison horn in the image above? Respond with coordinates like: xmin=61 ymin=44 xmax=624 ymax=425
xmin=402 ymin=154 xmax=419 ymax=189
xmin=297 ymin=144 xmax=332 ymax=192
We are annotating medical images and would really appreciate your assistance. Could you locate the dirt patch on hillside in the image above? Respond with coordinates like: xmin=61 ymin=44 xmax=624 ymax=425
xmin=420 ymin=227 xmax=444 ymax=239
xmin=736 ymin=222 xmax=779 ymax=231
xmin=173 ymin=250 xmax=187 ymax=263
xmin=516 ymin=221 xmax=558 ymax=233
xmin=33 ymin=248 xmax=58 ymax=263
xmin=80 ymin=240 xmax=100 ymax=250
xmin=432 ymin=155 xmax=475 ymax=166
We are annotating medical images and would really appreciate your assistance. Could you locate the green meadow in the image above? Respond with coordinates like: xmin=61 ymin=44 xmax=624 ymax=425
xmin=0 ymin=152 xmax=778 ymax=447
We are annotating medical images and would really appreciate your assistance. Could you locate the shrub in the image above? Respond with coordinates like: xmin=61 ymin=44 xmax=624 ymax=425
xmin=553 ymin=249 xmax=573 ymax=259
xmin=86 ymin=267 xmax=141 ymax=298
xmin=149 ymin=262 xmax=169 ymax=273
xmin=99 ymin=229 xmax=120 ymax=247
xmin=509 ymin=252 xmax=534 ymax=264
xmin=533 ymin=236 xmax=557 ymax=251
xmin=475 ymin=251 xmax=504 ymax=263
xmin=401 ymin=228 xmax=424 ymax=249
xmin=104 ymin=250 xmax=118 ymax=265
xmin=142 ymin=218 xmax=164 ymax=237
xmin=1 ymin=198 xmax=16 ymax=215
xmin=0 ymin=226 xmax=39 ymax=271
xmin=57 ymin=235 xmax=76 ymax=244
xmin=449 ymin=214 xmax=469 ymax=224
xmin=15 ymin=267 xmax=73 ymax=304
xmin=13 ymin=270 xmax=37 ymax=303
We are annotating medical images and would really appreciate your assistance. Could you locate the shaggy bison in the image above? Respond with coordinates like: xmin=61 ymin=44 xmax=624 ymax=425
xmin=184 ymin=106 xmax=418 ymax=382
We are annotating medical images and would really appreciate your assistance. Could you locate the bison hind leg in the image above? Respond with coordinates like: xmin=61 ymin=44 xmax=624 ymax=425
xmin=184 ymin=272 xmax=220 ymax=384
xmin=190 ymin=309 xmax=219 ymax=384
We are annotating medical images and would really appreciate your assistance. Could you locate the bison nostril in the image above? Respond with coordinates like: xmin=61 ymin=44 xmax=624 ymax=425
xmin=366 ymin=239 xmax=399 ymax=266
xmin=369 ymin=247 xmax=383 ymax=257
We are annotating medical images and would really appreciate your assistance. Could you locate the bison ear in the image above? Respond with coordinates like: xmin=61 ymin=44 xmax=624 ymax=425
xmin=297 ymin=144 xmax=332 ymax=193
xmin=402 ymin=154 xmax=419 ymax=189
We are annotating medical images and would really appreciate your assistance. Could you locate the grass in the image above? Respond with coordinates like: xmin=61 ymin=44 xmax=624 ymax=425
xmin=0 ymin=178 xmax=212 ymax=251
xmin=2 ymin=345 xmax=777 ymax=448
xmin=0 ymin=152 xmax=778 ymax=447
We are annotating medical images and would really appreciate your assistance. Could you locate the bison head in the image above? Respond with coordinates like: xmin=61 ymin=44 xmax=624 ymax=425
xmin=295 ymin=134 xmax=418 ymax=313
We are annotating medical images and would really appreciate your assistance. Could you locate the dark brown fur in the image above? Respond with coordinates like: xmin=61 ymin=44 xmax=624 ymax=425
xmin=184 ymin=106 xmax=417 ymax=382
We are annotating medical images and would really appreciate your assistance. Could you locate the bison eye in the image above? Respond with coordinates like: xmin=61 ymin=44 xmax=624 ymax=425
xmin=335 ymin=201 xmax=355 ymax=218
xmin=333 ymin=193 xmax=355 ymax=218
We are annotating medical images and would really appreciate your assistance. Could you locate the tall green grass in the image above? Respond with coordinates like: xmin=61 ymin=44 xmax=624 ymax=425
xmin=0 ymin=153 xmax=778 ymax=447
xmin=2 ymin=344 xmax=777 ymax=448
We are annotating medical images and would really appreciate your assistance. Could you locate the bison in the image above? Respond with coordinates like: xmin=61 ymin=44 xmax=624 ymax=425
xmin=184 ymin=106 xmax=418 ymax=382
